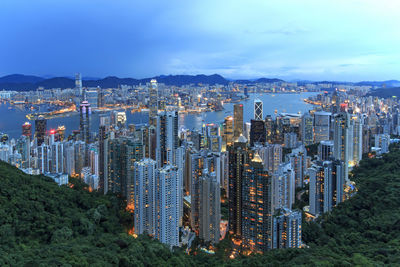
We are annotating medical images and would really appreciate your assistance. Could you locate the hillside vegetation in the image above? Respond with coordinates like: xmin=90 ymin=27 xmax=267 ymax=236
xmin=1 ymin=146 xmax=400 ymax=265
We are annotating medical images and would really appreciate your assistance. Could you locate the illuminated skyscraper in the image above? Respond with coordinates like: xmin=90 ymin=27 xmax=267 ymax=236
xmin=228 ymin=135 xmax=249 ymax=237
xmin=242 ymin=153 xmax=273 ymax=252
xmin=314 ymin=111 xmax=331 ymax=142
xmin=99 ymin=115 xmax=109 ymax=192
xmin=156 ymin=111 xmax=178 ymax=168
xmin=199 ymin=170 xmax=221 ymax=244
xmin=22 ymin=122 xmax=32 ymax=139
xmin=333 ymin=112 xmax=351 ymax=181
xmin=254 ymin=98 xmax=263 ymax=120
xmin=273 ymin=208 xmax=302 ymax=249
xmin=35 ymin=116 xmax=47 ymax=146
xmin=250 ymin=119 xmax=266 ymax=146
xmin=134 ymin=158 xmax=157 ymax=236
xmin=79 ymin=101 xmax=91 ymax=166
xmin=155 ymin=165 xmax=181 ymax=247
xmin=233 ymin=104 xmax=244 ymax=139
xmin=223 ymin=116 xmax=234 ymax=148
xmin=149 ymin=79 xmax=158 ymax=127
xmin=75 ymin=73 xmax=83 ymax=99
xmin=301 ymin=112 xmax=314 ymax=146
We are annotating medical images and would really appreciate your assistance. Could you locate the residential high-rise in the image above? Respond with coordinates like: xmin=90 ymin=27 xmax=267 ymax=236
xmin=79 ymin=100 xmax=91 ymax=166
xmin=155 ymin=165 xmax=181 ymax=247
xmin=318 ymin=140 xmax=334 ymax=161
xmin=233 ymin=104 xmax=244 ymax=139
xmin=98 ymin=115 xmax=109 ymax=192
xmin=273 ymin=208 xmax=302 ymax=249
xmin=254 ymin=98 xmax=263 ymax=120
xmin=287 ymin=146 xmax=307 ymax=188
xmin=199 ymin=171 xmax=221 ymax=244
xmin=156 ymin=111 xmax=178 ymax=168
xmin=309 ymin=160 xmax=344 ymax=216
xmin=134 ymin=158 xmax=157 ymax=236
xmin=272 ymin=163 xmax=295 ymax=210
xmin=314 ymin=111 xmax=331 ymax=142
xmin=250 ymin=119 xmax=266 ymax=146
xmin=22 ymin=122 xmax=32 ymax=139
xmin=351 ymin=115 xmax=363 ymax=165
xmin=255 ymin=143 xmax=282 ymax=175
xmin=242 ymin=153 xmax=273 ymax=252
xmin=333 ymin=112 xmax=351 ymax=181
xmin=228 ymin=135 xmax=249 ymax=237
xmin=35 ymin=116 xmax=47 ymax=146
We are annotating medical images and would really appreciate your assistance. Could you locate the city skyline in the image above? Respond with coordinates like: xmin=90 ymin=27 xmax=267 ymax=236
xmin=1 ymin=0 xmax=400 ymax=81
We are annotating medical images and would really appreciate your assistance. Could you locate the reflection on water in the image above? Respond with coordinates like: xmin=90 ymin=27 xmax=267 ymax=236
xmin=0 ymin=92 xmax=319 ymax=139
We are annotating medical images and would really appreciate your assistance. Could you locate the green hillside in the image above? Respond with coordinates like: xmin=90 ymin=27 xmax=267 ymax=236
xmin=1 ymin=145 xmax=400 ymax=266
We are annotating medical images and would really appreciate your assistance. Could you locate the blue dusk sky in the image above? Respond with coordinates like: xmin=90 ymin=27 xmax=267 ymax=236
xmin=1 ymin=0 xmax=400 ymax=81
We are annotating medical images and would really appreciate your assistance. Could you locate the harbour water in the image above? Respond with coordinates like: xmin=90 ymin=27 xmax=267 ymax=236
xmin=0 ymin=92 xmax=319 ymax=139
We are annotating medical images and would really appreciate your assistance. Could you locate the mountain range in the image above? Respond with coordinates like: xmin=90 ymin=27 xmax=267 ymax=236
xmin=0 ymin=73 xmax=399 ymax=91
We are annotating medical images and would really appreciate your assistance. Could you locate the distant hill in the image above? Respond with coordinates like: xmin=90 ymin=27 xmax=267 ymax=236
xmin=367 ymin=87 xmax=400 ymax=98
xmin=0 ymin=74 xmax=44 ymax=84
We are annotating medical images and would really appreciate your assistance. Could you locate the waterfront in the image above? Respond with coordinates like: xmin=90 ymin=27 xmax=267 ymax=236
xmin=0 ymin=92 xmax=318 ymax=139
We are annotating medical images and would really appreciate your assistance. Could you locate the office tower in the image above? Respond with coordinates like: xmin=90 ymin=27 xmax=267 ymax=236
xmin=250 ymin=119 xmax=266 ymax=146
xmin=272 ymin=208 xmax=302 ymax=249
xmin=314 ymin=111 xmax=331 ymax=142
xmin=35 ymin=116 xmax=47 ymax=146
xmin=272 ymin=163 xmax=295 ymax=210
xmin=204 ymin=123 xmax=222 ymax=152
xmin=98 ymin=115 xmax=109 ymax=192
xmin=22 ymin=122 xmax=32 ymax=139
xmin=199 ymin=171 xmax=221 ymax=244
xmin=97 ymin=86 xmax=105 ymax=108
xmin=254 ymin=98 xmax=263 ymax=120
xmin=86 ymin=90 xmax=98 ymax=108
xmin=107 ymin=137 xmax=143 ymax=203
xmin=111 ymin=111 xmax=127 ymax=128
xmin=351 ymin=115 xmax=363 ymax=165
xmin=233 ymin=104 xmax=244 ymax=139
xmin=255 ymin=143 xmax=282 ymax=175
xmin=301 ymin=113 xmax=314 ymax=146
xmin=242 ymin=153 xmax=272 ymax=252
xmin=56 ymin=126 xmax=65 ymax=142
xmin=265 ymin=115 xmax=274 ymax=143
xmin=75 ymin=73 xmax=83 ymax=98
xmin=223 ymin=116 xmax=234 ymax=148
xmin=156 ymin=111 xmax=178 ymax=168
xmin=287 ymin=146 xmax=307 ymax=188
xmin=228 ymin=135 xmax=249 ymax=237
xmin=134 ymin=158 xmax=157 ymax=236
xmin=309 ymin=160 xmax=344 ymax=216
xmin=284 ymin=132 xmax=298 ymax=149
xmin=333 ymin=113 xmax=351 ymax=181
xmin=244 ymin=122 xmax=251 ymax=141
xmin=149 ymin=79 xmax=158 ymax=128
xmin=155 ymin=165 xmax=181 ymax=247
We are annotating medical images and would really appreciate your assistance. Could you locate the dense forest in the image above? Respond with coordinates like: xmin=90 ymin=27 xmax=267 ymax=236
xmin=1 ymin=146 xmax=400 ymax=265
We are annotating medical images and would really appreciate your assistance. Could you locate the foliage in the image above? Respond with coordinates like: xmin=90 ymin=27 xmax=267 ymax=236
xmin=2 ymin=146 xmax=400 ymax=265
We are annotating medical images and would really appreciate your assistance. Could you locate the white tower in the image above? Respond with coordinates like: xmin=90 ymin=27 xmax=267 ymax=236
xmin=254 ymin=98 xmax=263 ymax=120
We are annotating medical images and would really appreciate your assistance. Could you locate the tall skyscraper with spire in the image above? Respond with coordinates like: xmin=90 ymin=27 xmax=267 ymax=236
xmin=254 ymin=98 xmax=263 ymax=120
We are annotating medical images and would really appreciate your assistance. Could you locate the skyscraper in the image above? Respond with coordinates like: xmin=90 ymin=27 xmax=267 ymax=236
xmin=22 ymin=122 xmax=32 ymax=139
xmin=134 ymin=158 xmax=157 ymax=236
xmin=149 ymin=79 xmax=158 ymax=128
xmin=250 ymin=119 xmax=266 ymax=146
xmin=75 ymin=73 xmax=83 ymax=98
xmin=301 ymin=112 xmax=314 ymax=146
xmin=273 ymin=208 xmax=302 ymax=249
xmin=314 ymin=111 xmax=331 ymax=142
xmin=223 ymin=116 xmax=234 ymax=148
xmin=228 ymin=135 xmax=249 ymax=237
xmin=35 ymin=116 xmax=47 ymax=146
xmin=199 ymin=171 xmax=221 ymax=244
xmin=233 ymin=104 xmax=244 ymax=139
xmin=155 ymin=165 xmax=181 ymax=247
xmin=254 ymin=98 xmax=263 ymax=120
xmin=99 ymin=115 xmax=109 ymax=192
xmin=318 ymin=140 xmax=334 ymax=161
xmin=156 ymin=111 xmax=179 ymax=168
xmin=333 ymin=112 xmax=351 ymax=181
xmin=79 ymin=100 xmax=91 ymax=166
xmin=242 ymin=153 xmax=273 ymax=252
